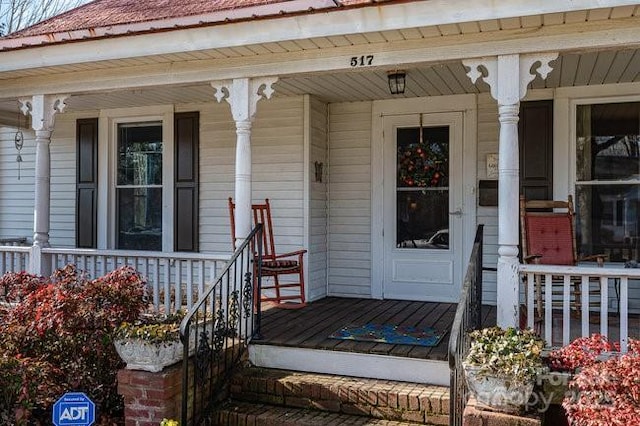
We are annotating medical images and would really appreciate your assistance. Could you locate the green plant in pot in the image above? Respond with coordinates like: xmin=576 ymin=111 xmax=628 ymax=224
xmin=114 ymin=310 xmax=188 ymax=372
xmin=463 ymin=326 xmax=545 ymax=413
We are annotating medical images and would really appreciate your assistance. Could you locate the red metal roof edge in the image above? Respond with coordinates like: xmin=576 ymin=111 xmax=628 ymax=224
xmin=5 ymin=0 xmax=292 ymax=39
xmin=0 ymin=0 xmax=402 ymax=53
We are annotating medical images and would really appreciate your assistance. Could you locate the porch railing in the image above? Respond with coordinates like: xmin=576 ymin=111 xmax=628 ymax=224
xmin=448 ymin=224 xmax=484 ymax=426
xmin=180 ymin=224 xmax=262 ymax=426
xmin=42 ymin=247 xmax=229 ymax=313
xmin=0 ymin=245 xmax=30 ymax=274
xmin=520 ymin=263 xmax=640 ymax=351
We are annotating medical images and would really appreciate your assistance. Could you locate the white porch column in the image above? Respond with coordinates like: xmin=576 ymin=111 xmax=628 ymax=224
xmin=464 ymin=54 xmax=556 ymax=327
xmin=212 ymin=77 xmax=277 ymax=247
xmin=19 ymin=95 xmax=67 ymax=275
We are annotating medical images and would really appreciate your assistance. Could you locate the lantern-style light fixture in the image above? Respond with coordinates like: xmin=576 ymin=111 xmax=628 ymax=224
xmin=387 ymin=70 xmax=406 ymax=95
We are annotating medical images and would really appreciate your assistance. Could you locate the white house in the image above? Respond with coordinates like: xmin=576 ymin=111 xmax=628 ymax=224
xmin=1 ymin=0 xmax=640 ymax=347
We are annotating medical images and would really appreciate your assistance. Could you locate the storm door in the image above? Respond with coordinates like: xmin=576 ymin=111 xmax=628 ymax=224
xmin=383 ymin=112 xmax=463 ymax=301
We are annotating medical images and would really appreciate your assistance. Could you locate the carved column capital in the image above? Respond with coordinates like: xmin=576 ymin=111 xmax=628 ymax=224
xmin=211 ymin=77 xmax=278 ymax=122
xmin=210 ymin=77 xmax=277 ymax=245
xmin=19 ymin=94 xmax=68 ymax=132
xmin=463 ymin=52 xmax=557 ymax=104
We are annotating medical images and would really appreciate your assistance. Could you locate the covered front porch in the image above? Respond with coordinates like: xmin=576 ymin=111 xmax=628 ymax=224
xmin=0 ymin=0 xmax=639 ymax=349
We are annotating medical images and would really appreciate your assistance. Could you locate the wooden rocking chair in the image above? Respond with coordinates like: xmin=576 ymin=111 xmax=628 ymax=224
xmin=520 ymin=195 xmax=605 ymax=320
xmin=229 ymin=198 xmax=307 ymax=308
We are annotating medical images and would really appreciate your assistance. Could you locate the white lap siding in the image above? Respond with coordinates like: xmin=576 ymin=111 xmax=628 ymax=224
xmin=0 ymin=112 xmax=88 ymax=248
xmin=476 ymin=93 xmax=499 ymax=305
xmin=327 ymin=101 xmax=372 ymax=297
xmin=50 ymin=113 xmax=84 ymax=248
xmin=0 ymin=126 xmax=35 ymax=241
xmin=193 ymin=96 xmax=305 ymax=258
xmin=308 ymin=96 xmax=329 ymax=301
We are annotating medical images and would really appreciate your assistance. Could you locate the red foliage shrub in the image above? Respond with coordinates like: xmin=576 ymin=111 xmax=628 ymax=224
xmin=563 ymin=352 xmax=640 ymax=426
xmin=0 ymin=265 xmax=148 ymax=424
xmin=0 ymin=271 xmax=46 ymax=302
xmin=546 ymin=334 xmax=619 ymax=373
xmin=548 ymin=334 xmax=640 ymax=425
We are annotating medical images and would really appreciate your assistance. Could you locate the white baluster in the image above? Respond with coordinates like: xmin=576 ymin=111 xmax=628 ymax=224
xmin=620 ymin=277 xmax=628 ymax=353
xmin=600 ymin=276 xmax=608 ymax=337
xmin=581 ymin=276 xmax=589 ymax=337
xmin=544 ymin=274 xmax=553 ymax=343
xmin=562 ymin=275 xmax=571 ymax=346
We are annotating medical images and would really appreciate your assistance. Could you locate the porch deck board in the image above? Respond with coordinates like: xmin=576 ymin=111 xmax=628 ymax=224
xmin=256 ymin=297 xmax=497 ymax=361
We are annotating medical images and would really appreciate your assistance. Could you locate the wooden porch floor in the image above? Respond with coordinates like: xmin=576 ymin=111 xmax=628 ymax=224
xmin=254 ymin=297 xmax=496 ymax=361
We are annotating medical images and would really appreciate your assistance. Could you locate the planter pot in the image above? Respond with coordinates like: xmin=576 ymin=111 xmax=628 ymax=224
xmin=115 ymin=320 xmax=212 ymax=372
xmin=464 ymin=365 xmax=535 ymax=414
xmin=114 ymin=339 xmax=184 ymax=373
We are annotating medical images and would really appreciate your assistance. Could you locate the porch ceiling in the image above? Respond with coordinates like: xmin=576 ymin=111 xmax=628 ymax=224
xmin=0 ymin=47 xmax=638 ymax=115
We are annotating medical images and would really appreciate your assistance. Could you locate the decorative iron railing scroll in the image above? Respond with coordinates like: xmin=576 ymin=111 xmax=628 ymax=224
xmin=180 ymin=224 xmax=263 ymax=425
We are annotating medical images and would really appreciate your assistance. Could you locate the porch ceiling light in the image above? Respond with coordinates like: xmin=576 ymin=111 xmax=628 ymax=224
xmin=387 ymin=70 xmax=406 ymax=95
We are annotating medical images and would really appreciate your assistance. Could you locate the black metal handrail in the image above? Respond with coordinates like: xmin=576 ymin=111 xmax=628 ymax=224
xmin=448 ymin=224 xmax=484 ymax=426
xmin=179 ymin=224 xmax=263 ymax=425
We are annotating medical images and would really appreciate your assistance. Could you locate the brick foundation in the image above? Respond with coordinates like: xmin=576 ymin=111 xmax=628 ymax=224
xmin=463 ymin=398 xmax=541 ymax=426
xmin=117 ymin=363 xmax=182 ymax=426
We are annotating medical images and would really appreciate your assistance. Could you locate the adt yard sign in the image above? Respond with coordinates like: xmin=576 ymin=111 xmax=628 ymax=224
xmin=52 ymin=392 xmax=95 ymax=426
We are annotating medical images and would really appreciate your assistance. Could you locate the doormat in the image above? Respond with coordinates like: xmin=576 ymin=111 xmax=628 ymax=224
xmin=328 ymin=323 xmax=445 ymax=347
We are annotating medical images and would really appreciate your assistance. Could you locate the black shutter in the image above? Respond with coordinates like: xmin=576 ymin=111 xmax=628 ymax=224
xmin=174 ymin=112 xmax=199 ymax=252
xmin=519 ymin=100 xmax=553 ymax=201
xmin=76 ymin=118 xmax=98 ymax=248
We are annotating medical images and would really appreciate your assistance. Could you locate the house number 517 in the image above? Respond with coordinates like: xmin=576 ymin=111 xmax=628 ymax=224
xmin=350 ymin=55 xmax=374 ymax=67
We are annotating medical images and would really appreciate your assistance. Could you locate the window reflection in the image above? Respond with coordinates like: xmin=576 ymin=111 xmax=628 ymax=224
xmin=575 ymin=102 xmax=640 ymax=261
xmin=396 ymin=126 xmax=449 ymax=249
xmin=116 ymin=122 xmax=163 ymax=251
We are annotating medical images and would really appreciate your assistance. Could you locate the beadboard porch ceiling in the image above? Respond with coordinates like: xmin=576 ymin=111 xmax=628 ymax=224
xmin=0 ymin=47 xmax=639 ymax=115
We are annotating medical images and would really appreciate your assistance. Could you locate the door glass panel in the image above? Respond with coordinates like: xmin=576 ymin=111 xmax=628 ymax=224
xmin=396 ymin=126 xmax=449 ymax=249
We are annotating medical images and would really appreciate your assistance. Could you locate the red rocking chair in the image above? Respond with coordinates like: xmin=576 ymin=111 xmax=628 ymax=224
xmin=520 ymin=195 xmax=605 ymax=320
xmin=229 ymin=198 xmax=307 ymax=308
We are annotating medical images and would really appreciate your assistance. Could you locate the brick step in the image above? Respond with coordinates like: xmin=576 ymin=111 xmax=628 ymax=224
xmin=228 ymin=367 xmax=449 ymax=425
xmin=215 ymin=400 xmax=429 ymax=425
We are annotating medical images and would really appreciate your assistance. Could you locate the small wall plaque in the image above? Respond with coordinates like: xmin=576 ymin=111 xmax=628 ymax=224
xmin=486 ymin=153 xmax=498 ymax=179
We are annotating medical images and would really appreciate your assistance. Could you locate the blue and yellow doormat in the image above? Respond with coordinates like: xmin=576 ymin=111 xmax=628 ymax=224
xmin=328 ymin=323 xmax=445 ymax=347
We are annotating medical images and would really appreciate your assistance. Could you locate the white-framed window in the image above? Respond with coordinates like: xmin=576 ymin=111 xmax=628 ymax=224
xmin=98 ymin=107 xmax=174 ymax=251
xmin=574 ymin=100 xmax=640 ymax=262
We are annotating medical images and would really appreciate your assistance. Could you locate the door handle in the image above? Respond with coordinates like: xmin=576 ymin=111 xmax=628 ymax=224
xmin=450 ymin=210 xmax=463 ymax=216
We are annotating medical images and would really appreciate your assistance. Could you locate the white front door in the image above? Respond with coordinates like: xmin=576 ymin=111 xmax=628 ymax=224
xmin=382 ymin=112 xmax=464 ymax=302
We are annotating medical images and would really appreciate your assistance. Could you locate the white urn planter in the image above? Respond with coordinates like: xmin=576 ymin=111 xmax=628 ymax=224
xmin=114 ymin=320 xmax=212 ymax=373
xmin=464 ymin=365 xmax=535 ymax=413
xmin=463 ymin=327 xmax=544 ymax=415
xmin=114 ymin=339 xmax=184 ymax=373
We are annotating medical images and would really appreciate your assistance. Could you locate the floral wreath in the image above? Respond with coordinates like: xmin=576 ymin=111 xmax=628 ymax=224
xmin=398 ymin=141 xmax=447 ymax=187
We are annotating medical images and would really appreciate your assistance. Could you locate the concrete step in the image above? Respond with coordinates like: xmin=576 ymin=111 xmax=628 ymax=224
xmin=215 ymin=401 xmax=430 ymax=425
xmin=227 ymin=367 xmax=449 ymax=425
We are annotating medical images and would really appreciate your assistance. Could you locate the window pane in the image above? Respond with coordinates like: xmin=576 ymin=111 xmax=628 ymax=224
xmin=117 ymin=188 xmax=162 ymax=251
xmin=396 ymin=125 xmax=450 ymax=250
xmin=118 ymin=123 xmax=163 ymax=186
xmin=576 ymin=103 xmax=640 ymax=182
xmin=397 ymin=190 xmax=449 ymax=249
xmin=575 ymin=185 xmax=639 ymax=262
xmin=397 ymin=126 xmax=449 ymax=188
